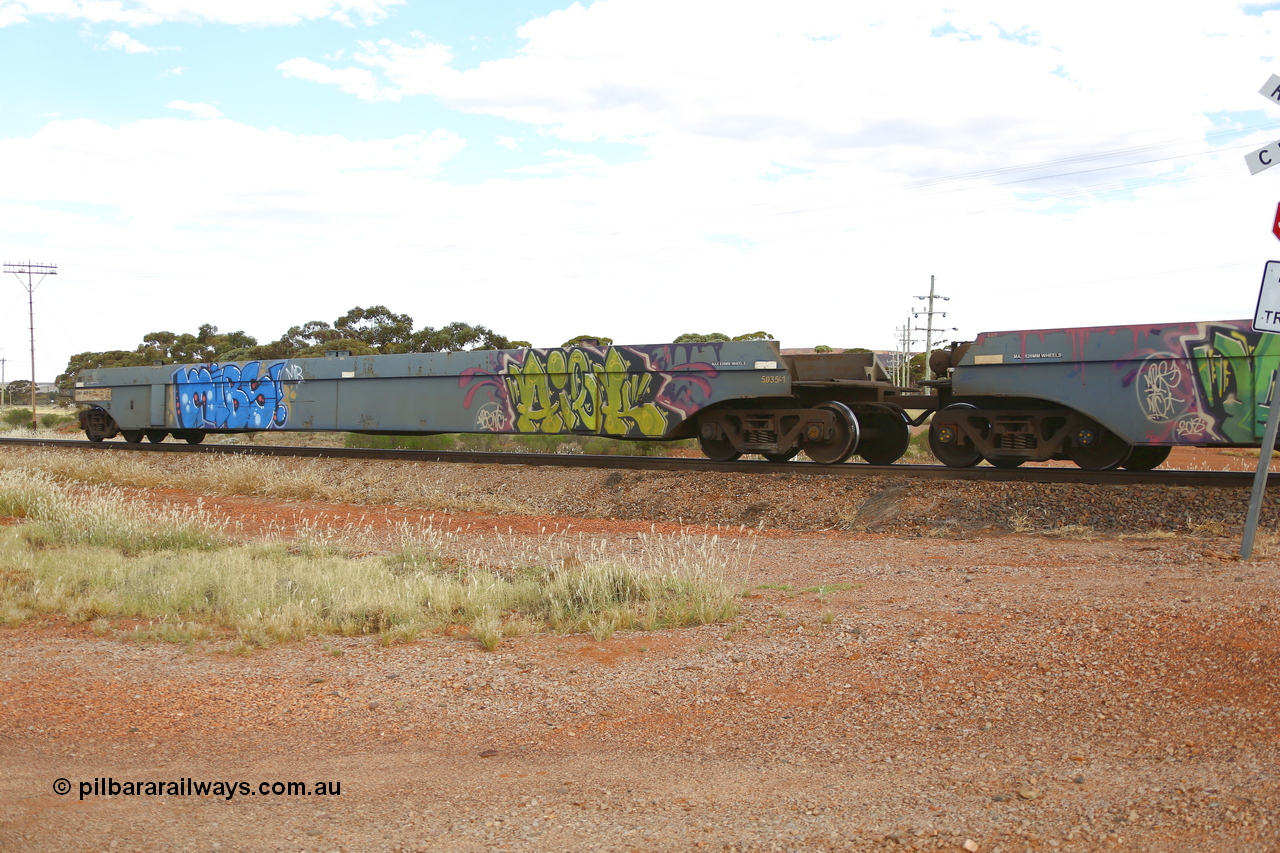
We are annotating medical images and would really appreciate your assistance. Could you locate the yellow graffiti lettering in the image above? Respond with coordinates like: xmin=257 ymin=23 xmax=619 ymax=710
xmin=596 ymin=348 xmax=669 ymax=436
xmin=503 ymin=347 xmax=672 ymax=437
xmin=567 ymin=349 xmax=598 ymax=431
xmin=506 ymin=354 xmax=564 ymax=433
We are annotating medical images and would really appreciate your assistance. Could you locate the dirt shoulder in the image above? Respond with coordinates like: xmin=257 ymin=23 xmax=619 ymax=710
xmin=0 ymin=460 xmax=1278 ymax=852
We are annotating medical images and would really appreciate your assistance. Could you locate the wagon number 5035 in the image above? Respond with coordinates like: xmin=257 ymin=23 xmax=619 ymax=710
xmin=761 ymin=375 xmax=785 ymax=384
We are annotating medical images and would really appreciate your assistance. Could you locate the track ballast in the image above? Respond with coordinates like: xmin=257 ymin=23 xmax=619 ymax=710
xmin=0 ymin=437 xmax=1272 ymax=489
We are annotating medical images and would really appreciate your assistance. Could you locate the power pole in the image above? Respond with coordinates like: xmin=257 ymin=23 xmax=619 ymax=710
xmin=0 ymin=357 xmax=6 ymax=408
xmin=894 ymin=318 xmax=917 ymax=387
xmin=913 ymin=275 xmax=956 ymax=390
xmin=4 ymin=261 xmax=56 ymax=431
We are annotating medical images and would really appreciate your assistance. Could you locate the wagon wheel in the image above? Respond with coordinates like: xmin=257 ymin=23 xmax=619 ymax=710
xmin=698 ymin=433 xmax=741 ymax=462
xmin=987 ymin=457 xmax=1025 ymax=469
xmin=761 ymin=448 xmax=800 ymax=462
xmin=145 ymin=430 xmax=168 ymax=444
xmin=928 ymin=404 xmax=982 ymax=468
xmin=1121 ymin=445 xmax=1171 ymax=471
xmin=858 ymin=411 xmax=911 ymax=465
xmin=121 ymin=430 xmax=145 ymax=444
xmin=1068 ymin=423 xmax=1132 ymax=471
xmin=182 ymin=431 xmax=207 ymax=446
xmin=802 ymin=402 xmax=859 ymax=465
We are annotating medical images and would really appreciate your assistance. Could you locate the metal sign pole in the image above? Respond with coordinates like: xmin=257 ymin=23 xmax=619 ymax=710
xmin=1242 ymin=368 xmax=1280 ymax=559
xmin=1240 ymin=75 xmax=1280 ymax=557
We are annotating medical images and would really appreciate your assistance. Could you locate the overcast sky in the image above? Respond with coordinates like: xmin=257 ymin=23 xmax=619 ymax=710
xmin=4 ymin=0 xmax=1280 ymax=381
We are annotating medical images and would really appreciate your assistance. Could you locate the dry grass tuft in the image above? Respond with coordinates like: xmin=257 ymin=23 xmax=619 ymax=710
xmin=1189 ymin=518 xmax=1228 ymax=538
xmin=0 ymin=447 xmax=534 ymax=516
xmin=0 ymin=470 xmax=744 ymax=650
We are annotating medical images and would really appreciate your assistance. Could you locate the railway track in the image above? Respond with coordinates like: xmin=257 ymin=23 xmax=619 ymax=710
xmin=0 ymin=436 xmax=1273 ymax=489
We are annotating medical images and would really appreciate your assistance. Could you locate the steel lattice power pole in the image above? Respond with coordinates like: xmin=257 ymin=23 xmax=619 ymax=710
xmin=913 ymin=275 xmax=957 ymax=392
xmin=911 ymin=275 xmax=952 ymax=389
xmin=4 ymin=261 xmax=56 ymax=431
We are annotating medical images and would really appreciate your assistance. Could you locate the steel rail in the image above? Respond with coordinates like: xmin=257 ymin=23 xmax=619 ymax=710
xmin=0 ymin=436 xmax=1273 ymax=488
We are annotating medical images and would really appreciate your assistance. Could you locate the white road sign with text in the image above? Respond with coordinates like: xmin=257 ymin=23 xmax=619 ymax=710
xmin=1252 ymin=260 xmax=1280 ymax=333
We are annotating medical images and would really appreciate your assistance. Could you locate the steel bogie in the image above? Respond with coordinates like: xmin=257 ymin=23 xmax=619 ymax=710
xmin=692 ymin=401 xmax=915 ymax=464
xmin=77 ymin=407 xmax=119 ymax=443
xmin=855 ymin=408 xmax=911 ymax=465
xmin=928 ymin=403 xmax=982 ymax=468
xmin=1066 ymin=422 xmax=1133 ymax=471
xmin=928 ymin=401 xmax=1146 ymax=471
xmin=801 ymin=401 xmax=859 ymax=464
xmin=1121 ymin=445 xmax=1171 ymax=471
xmin=697 ymin=429 xmax=742 ymax=462
xmin=928 ymin=402 xmax=1087 ymax=467
xmin=696 ymin=407 xmax=836 ymax=461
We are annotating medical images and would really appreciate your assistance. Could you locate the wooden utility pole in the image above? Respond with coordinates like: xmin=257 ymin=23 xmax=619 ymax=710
xmin=4 ymin=262 xmax=56 ymax=431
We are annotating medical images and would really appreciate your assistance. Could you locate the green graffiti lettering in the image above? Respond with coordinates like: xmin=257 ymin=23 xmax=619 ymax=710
xmin=567 ymin=349 xmax=598 ymax=431
xmin=506 ymin=353 xmax=565 ymax=433
xmin=502 ymin=347 xmax=672 ymax=437
xmin=1187 ymin=328 xmax=1280 ymax=443
xmin=596 ymin=348 xmax=670 ymax=436
xmin=1193 ymin=330 xmax=1249 ymax=411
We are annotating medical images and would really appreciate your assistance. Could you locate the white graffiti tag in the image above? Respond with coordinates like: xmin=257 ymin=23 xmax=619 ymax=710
xmin=1139 ymin=359 xmax=1183 ymax=422
xmin=475 ymin=402 xmax=505 ymax=431
xmin=1175 ymin=414 xmax=1213 ymax=438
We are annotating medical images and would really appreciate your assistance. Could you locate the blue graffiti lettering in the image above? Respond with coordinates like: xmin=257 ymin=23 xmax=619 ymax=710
xmin=173 ymin=362 xmax=291 ymax=430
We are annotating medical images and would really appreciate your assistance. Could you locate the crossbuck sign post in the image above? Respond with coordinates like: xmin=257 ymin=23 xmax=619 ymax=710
xmin=1240 ymin=74 xmax=1280 ymax=558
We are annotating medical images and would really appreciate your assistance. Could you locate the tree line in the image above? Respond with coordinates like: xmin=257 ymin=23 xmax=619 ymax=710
xmin=57 ymin=305 xmax=779 ymax=390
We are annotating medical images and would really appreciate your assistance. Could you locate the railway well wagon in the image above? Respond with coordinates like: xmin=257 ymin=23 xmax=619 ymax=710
xmin=74 ymin=339 xmax=929 ymax=464
xmin=927 ymin=319 xmax=1279 ymax=470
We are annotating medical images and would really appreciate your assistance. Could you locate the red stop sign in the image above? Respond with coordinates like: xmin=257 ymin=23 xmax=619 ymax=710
xmin=1274 ymin=202 xmax=1280 ymax=241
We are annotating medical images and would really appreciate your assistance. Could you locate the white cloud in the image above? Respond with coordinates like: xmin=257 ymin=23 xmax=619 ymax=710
xmin=282 ymin=0 xmax=1280 ymax=184
xmin=167 ymin=100 xmax=221 ymax=119
xmin=510 ymin=148 xmax=605 ymax=174
xmin=102 ymin=29 xmax=166 ymax=53
xmin=6 ymin=1 xmax=1280 ymax=380
xmin=278 ymin=57 xmax=399 ymax=101
xmin=0 ymin=0 xmax=405 ymax=27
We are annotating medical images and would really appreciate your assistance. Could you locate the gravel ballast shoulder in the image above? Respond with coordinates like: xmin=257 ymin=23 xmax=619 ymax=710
xmin=0 ymin=455 xmax=1277 ymax=852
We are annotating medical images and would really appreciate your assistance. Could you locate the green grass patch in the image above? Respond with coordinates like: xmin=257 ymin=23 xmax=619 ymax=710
xmin=801 ymin=582 xmax=853 ymax=595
